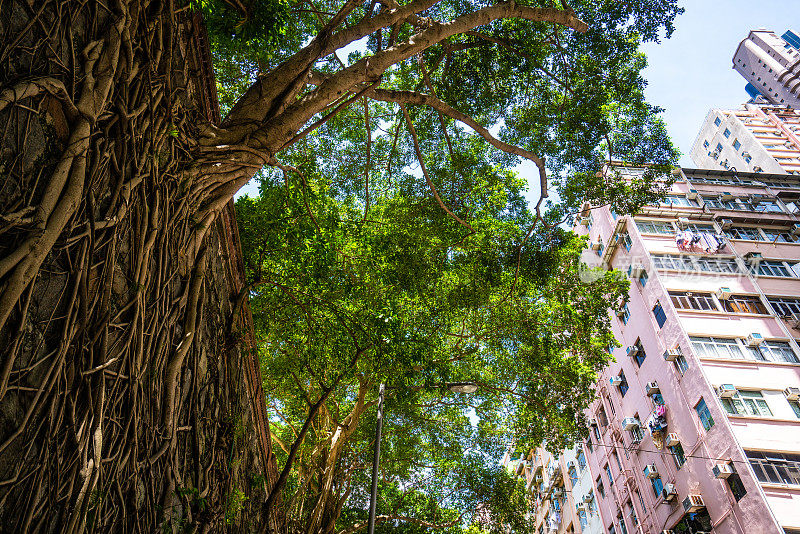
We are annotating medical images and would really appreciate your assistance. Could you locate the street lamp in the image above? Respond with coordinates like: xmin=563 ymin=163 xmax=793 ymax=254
xmin=367 ymin=381 xmax=479 ymax=534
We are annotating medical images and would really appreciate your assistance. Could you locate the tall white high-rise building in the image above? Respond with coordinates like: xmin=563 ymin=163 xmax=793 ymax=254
xmin=690 ymin=104 xmax=800 ymax=175
xmin=733 ymin=29 xmax=800 ymax=107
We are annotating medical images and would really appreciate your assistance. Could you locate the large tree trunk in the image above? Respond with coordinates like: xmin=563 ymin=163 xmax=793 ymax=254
xmin=0 ymin=2 xmax=277 ymax=531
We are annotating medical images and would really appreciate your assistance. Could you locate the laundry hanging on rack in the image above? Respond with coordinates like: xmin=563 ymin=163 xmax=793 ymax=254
xmin=675 ymin=230 xmax=727 ymax=253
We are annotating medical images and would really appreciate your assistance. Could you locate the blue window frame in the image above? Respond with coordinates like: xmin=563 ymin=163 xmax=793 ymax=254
xmin=714 ymin=117 xmax=722 ymax=127
xmin=619 ymin=370 xmax=629 ymax=396
xmin=733 ymin=139 xmax=741 ymax=150
xmin=631 ymin=340 xmax=646 ymax=367
xmin=670 ymin=443 xmax=686 ymax=468
xmin=724 ymin=128 xmax=731 ymax=138
xmin=653 ymin=302 xmax=667 ymax=328
xmin=696 ymin=398 xmax=715 ymax=431
xmin=650 ymin=476 xmax=664 ymax=497
xmin=605 ymin=464 xmax=614 ymax=487
xmin=639 ymin=270 xmax=648 ymax=287
xmin=622 ymin=303 xmax=631 ymax=324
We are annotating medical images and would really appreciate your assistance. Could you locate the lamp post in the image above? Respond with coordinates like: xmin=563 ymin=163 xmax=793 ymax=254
xmin=366 ymin=381 xmax=479 ymax=534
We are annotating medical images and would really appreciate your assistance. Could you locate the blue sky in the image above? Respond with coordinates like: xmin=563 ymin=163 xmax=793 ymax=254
xmin=641 ymin=0 xmax=797 ymax=167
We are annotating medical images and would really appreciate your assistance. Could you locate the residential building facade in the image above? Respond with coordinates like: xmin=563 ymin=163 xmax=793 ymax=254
xmin=732 ymin=29 xmax=800 ymax=107
xmin=689 ymin=104 xmax=800 ymax=175
xmin=572 ymin=166 xmax=800 ymax=534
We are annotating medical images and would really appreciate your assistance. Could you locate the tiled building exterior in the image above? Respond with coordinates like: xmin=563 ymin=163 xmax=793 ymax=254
xmin=732 ymin=29 xmax=800 ymax=108
xmin=575 ymin=166 xmax=800 ymax=534
xmin=689 ymin=104 xmax=800 ymax=175
xmin=508 ymin=166 xmax=800 ymax=534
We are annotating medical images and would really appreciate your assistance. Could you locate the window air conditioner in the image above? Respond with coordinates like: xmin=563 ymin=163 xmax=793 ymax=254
xmin=663 ymin=347 xmax=682 ymax=361
xmin=746 ymin=332 xmax=764 ymax=347
xmin=629 ymin=264 xmax=645 ymax=278
xmin=784 ymin=387 xmax=800 ymax=401
xmin=644 ymin=464 xmax=659 ymax=479
xmin=712 ymin=462 xmax=734 ymax=479
xmin=792 ymin=223 xmax=800 ymax=237
xmin=682 ymin=494 xmax=706 ymax=513
xmin=677 ymin=217 xmax=690 ymax=228
xmin=744 ymin=251 xmax=763 ymax=263
xmin=663 ymin=531 xmax=676 ymax=534
xmin=662 ymin=484 xmax=678 ymax=502
xmin=720 ymin=192 xmax=734 ymax=201
xmin=721 ymin=218 xmax=733 ymax=229
xmin=646 ymin=381 xmax=660 ymax=395
xmin=716 ymin=287 xmax=732 ymax=300
xmin=579 ymin=216 xmax=591 ymax=226
xmin=627 ymin=345 xmax=641 ymax=358
xmin=665 ymin=433 xmax=680 ymax=447
xmin=709 ymin=151 xmax=719 ymax=159
xmin=610 ymin=376 xmax=623 ymax=387
xmin=717 ymin=384 xmax=737 ymax=398
xmin=552 ymin=488 xmax=564 ymax=497
xmin=749 ymin=194 xmax=762 ymax=205
xmin=621 ymin=417 xmax=640 ymax=431
xmin=616 ymin=308 xmax=626 ymax=318
xmin=686 ymin=189 xmax=699 ymax=200
xmin=583 ymin=494 xmax=594 ymax=503
xmin=591 ymin=239 xmax=603 ymax=250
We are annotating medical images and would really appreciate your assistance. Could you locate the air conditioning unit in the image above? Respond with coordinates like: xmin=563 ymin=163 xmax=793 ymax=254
xmin=552 ymin=488 xmax=564 ymax=497
xmin=677 ymin=217 xmax=690 ymax=228
xmin=629 ymin=264 xmax=645 ymax=279
xmin=664 ymin=347 xmax=682 ymax=361
xmin=644 ymin=464 xmax=659 ymax=479
xmin=646 ymin=381 xmax=660 ymax=395
xmin=622 ymin=417 xmax=640 ymax=431
xmin=579 ymin=216 xmax=591 ymax=226
xmin=682 ymin=494 xmax=706 ymax=513
xmin=662 ymin=484 xmax=678 ymax=502
xmin=713 ymin=462 xmax=734 ymax=479
xmin=716 ymin=287 xmax=732 ymax=300
xmin=717 ymin=384 xmax=737 ymax=398
xmin=784 ymin=387 xmax=800 ymax=401
xmin=720 ymin=218 xmax=733 ymax=229
xmin=686 ymin=189 xmax=699 ymax=200
xmin=627 ymin=345 xmax=641 ymax=358
xmin=744 ymin=251 xmax=763 ymax=263
xmin=720 ymin=192 xmax=734 ymax=201
xmin=709 ymin=151 xmax=720 ymax=159
xmin=665 ymin=433 xmax=680 ymax=447
xmin=616 ymin=308 xmax=626 ymax=318
xmin=791 ymin=314 xmax=800 ymax=330
xmin=742 ymin=151 xmax=751 ymax=159
xmin=582 ymin=493 xmax=594 ymax=503
xmin=610 ymin=376 xmax=623 ymax=387
xmin=663 ymin=531 xmax=676 ymax=534
xmin=792 ymin=223 xmax=800 ymax=237
xmin=591 ymin=239 xmax=603 ymax=250
xmin=746 ymin=332 xmax=764 ymax=347
xmin=749 ymin=194 xmax=762 ymax=205
xmin=588 ymin=419 xmax=597 ymax=428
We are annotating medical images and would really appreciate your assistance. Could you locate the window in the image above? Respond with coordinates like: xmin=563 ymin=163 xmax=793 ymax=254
xmin=613 ymin=450 xmax=622 ymax=471
xmin=577 ymin=450 xmax=587 ymax=470
xmin=716 ymin=142 xmax=724 ymax=153
xmin=703 ymin=140 xmax=710 ymax=148
xmin=721 ymin=295 xmax=767 ymax=314
xmin=619 ymin=370 xmax=629 ymax=397
xmin=659 ymin=195 xmax=698 ymax=207
xmin=747 ymin=450 xmax=800 ymax=485
xmin=749 ymin=341 xmax=799 ymax=363
xmin=622 ymin=232 xmax=633 ymax=251
xmin=596 ymin=476 xmax=605 ymax=499
xmin=651 ymin=254 xmax=740 ymax=274
xmin=639 ymin=270 xmax=648 ymax=287
xmin=754 ymin=260 xmax=799 ymax=278
xmin=577 ymin=510 xmax=588 ymax=530
xmin=789 ymin=399 xmax=800 ymax=419
xmin=598 ymin=406 xmax=608 ymax=427
xmin=725 ymin=227 xmax=762 ymax=240
xmin=635 ymin=220 xmax=674 ymax=235
xmin=569 ymin=465 xmax=579 ymax=486
xmin=618 ymin=514 xmax=628 ymax=534
xmin=762 ymin=229 xmax=797 ymax=242
xmin=674 ymin=354 xmax=689 ymax=375
xmin=627 ymin=499 xmax=638 ymax=527
xmin=621 ymin=303 xmax=631 ymax=324
xmin=670 ymin=291 xmax=718 ymax=311
xmin=724 ymin=128 xmax=732 ymax=138
xmin=727 ymin=471 xmax=747 ymax=501
xmin=691 ymin=336 xmax=744 ymax=360
xmin=670 ymin=442 xmax=686 ymax=468
xmin=650 ymin=474 xmax=664 ymax=497
xmin=630 ymin=340 xmax=646 ymax=367
xmin=605 ymin=464 xmax=614 ymax=487
xmin=721 ymin=390 xmax=773 ymax=417
xmin=696 ymin=398 xmax=715 ymax=431
xmin=653 ymin=302 xmax=667 ymax=328
xmin=733 ymin=139 xmax=741 ymax=150
xmin=714 ymin=117 xmax=722 ymax=127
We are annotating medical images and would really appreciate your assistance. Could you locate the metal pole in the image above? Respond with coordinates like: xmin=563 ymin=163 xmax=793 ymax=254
xmin=368 ymin=383 xmax=385 ymax=534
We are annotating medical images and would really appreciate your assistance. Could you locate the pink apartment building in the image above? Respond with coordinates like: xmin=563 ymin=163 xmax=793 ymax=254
xmin=573 ymin=166 xmax=800 ymax=534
